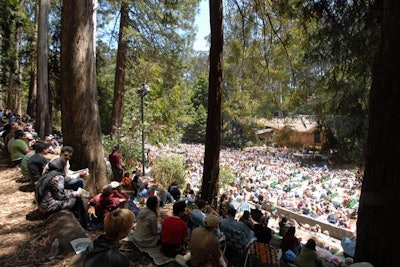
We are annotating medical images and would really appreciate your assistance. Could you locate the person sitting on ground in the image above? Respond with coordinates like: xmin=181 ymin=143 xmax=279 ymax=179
xmin=87 ymin=185 xmax=121 ymax=229
xmin=84 ymin=209 xmax=135 ymax=267
xmin=220 ymin=208 xmax=255 ymax=241
xmin=10 ymin=129 xmax=31 ymax=166
xmin=110 ymin=181 xmax=129 ymax=207
xmin=121 ymin=172 xmax=133 ymax=190
xmin=185 ymin=189 xmax=196 ymax=205
xmin=132 ymin=196 xmax=160 ymax=248
xmin=20 ymin=149 xmax=35 ymax=179
xmin=35 ymin=157 xmax=87 ymax=228
xmin=108 ymin=144 xmax=124 ymax=182
xmin=186 ymin=214 xmax=228 ymax=267
xmin=168 ymin=181 xmax=181 ymax=201
xmin=341 ymin=235 xmax=356 ymax=258
xmin=28 ymin=141 xmax=51 ymax=183
xmin=296 ymin=238 xmax=323 ymax=267
xmin=217 ymin=194 xmax=229 ymax=218
xmin=130 ymin=173 xmax=140 ymax=198
xmin=44 ymin=135 xmax=61 ymax=153
xmin=161 ymin=201 xmax=189 ymax=258
xmin=279 ymin=216 xmax=290 ymax=236
xmin=183 ymin=183 xmax=192 ymax=198
xmin=250 ymin=204 xmax=263 ymax=222
xmin=253 ymin=215 xmax=273 ymax=244
xmin=5 ymin=121 xmax=20 ymax=153
xmin=158 ymin=186 xmax=175 ymax=207
xmin=239 ymin=210 xmax=254 ymax=230
xmin=190 ymin=199 xmax=208 ymax=229
xmin=44 ymin=146 xmax=88 ymax=191
xmin=136 ymin=182 xmax=149 ymax=200
xmin=281 ymin=226 xmax=302 ymax=262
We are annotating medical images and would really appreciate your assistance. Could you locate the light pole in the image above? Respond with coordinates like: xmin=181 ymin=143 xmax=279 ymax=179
xmin=137 ymin=83 xmax=150 ymax=177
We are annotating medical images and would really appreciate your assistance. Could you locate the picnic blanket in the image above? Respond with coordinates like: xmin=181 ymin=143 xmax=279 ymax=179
xmin=129 ymin=234 xmax=175 ymax=266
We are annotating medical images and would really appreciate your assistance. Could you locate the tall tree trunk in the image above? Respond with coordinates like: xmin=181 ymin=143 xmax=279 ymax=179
xmin=201 ymin=0 xmax=223 ymax=207
xmin=61 ymin=0 xmax=107 ymax=194
xmin=27 ymin=57 xmax=37 ymax=119
xmin=110 ymin=1 xmax=129 ymax=138
xmin=27 ymin=1 xmax=38 ymax=122
xmin=36 ymin=0 xmax=51 ymax=138
xmin=355 ymin=1 xmax=399 ymax=266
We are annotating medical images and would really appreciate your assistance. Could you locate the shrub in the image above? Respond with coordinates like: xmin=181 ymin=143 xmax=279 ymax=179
xmin=219 ymin=165 xmax=237 ymax=191
xmin=151 ymin=155 xmax=187 ymax=189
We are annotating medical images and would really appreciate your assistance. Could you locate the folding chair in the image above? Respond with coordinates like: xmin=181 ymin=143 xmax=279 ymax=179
xmin=248 ymin=242 xmax=283 ymax=267
xmin=222 ymin=227 xmax=257 ymax=267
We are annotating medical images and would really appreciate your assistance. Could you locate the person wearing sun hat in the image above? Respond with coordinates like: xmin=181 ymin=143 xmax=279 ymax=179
xmin=110 ymin=181 xmax=129 ymax=205
xmin=185 ymin=214 xmax=227 ymax=267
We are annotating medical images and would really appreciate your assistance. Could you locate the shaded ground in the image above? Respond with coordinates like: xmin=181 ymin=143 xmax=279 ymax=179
xmin=0 ymin=151 xmax=162 ymax=267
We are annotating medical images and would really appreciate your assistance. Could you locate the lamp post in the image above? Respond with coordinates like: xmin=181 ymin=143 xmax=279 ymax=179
xmin=137 ymin=83 xmax=150 ymax=177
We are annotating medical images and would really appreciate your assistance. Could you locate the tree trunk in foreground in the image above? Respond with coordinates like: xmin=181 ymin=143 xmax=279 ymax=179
xmin=355 ymin=1 xmax=400 ymax=266
xmin=36 ymin=0 xmax=51 ymax=138
xmin=60 ymin=0 xmax=107 ymax=194
xmin=201 ymin=0 xmax=223 ymax=207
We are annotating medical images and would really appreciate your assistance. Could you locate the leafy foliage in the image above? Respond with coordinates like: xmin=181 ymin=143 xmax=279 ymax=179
xmin=151 ymin=154 xmax=187 ymax=189
xmin=219 ymin=165 xmax=237 ymax=190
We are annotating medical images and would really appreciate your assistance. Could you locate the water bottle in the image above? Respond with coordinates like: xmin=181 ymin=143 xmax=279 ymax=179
xmin=48 ymin=238 xmax=59 ymax=259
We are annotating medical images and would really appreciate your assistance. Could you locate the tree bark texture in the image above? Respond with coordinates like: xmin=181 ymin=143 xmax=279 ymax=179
xmin=36 ymin=0 xmax=50 ymax=138
xmin=356 ymin=1 xmax=400 ymax=266
xmin=110 ymin=1 xmax=129 ymax=138
xmin=201 ymin=0 xmax=223 ymax=206
xmin=60 ymin=0 xmax=107 ymax=194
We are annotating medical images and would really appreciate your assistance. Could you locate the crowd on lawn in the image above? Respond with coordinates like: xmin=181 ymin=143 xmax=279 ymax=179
xmin=0 ymin=108 xmax=369 ymax=267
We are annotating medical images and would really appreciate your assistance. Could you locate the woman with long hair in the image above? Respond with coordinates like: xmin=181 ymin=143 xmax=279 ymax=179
xmin=132 ymin=196 xmax=160 ymax=248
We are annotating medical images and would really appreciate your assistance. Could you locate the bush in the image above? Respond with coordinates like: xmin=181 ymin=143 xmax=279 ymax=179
xmin=151 ymin=155 xmax=187 ymax=189
xmin=219 ymin=165 xmax=236 ymax=191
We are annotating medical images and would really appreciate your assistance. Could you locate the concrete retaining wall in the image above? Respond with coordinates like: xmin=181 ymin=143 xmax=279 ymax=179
xmin=275 ymin=206 xmax=354 ymax=240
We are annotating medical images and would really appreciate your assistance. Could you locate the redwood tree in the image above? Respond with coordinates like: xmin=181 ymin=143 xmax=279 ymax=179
xmin=60 ymin=0 xmax=107 ymax=194
xmin=201 ymin=0 xmax=223 ymax=206
xmin=110 ymin=1 xmax=129 ymax=138
xmin=36 ymin=0 xmax=51 ymax=138
xmin=355 ymin=1 xmax=400 ymax=266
